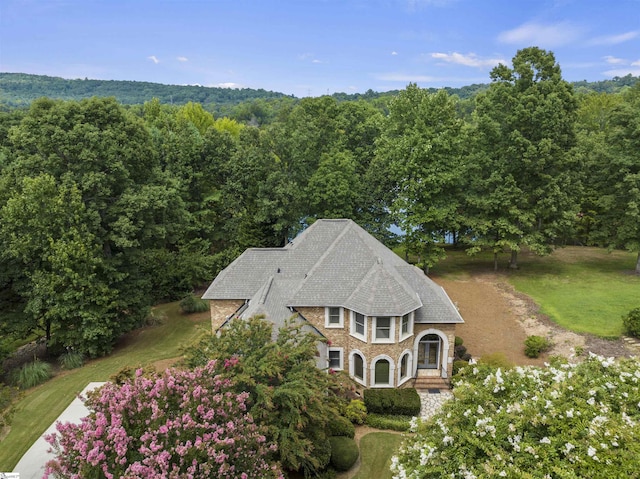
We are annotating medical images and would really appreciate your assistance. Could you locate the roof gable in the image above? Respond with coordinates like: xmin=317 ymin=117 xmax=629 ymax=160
xmin=203 ymin=219 xmax=463 ymax=323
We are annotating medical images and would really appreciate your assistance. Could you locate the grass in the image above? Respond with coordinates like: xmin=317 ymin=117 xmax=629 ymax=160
xmin=351 ymin=432 xmax=404 ymax=479
xmin=0 ymin=302 xmax=209 ymax=471
xmin=432 ymin=246 xmax=640 ymax=338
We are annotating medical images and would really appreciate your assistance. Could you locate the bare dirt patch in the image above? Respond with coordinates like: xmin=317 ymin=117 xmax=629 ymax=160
xmin=433 ymin=273 xmax=633 ymax=365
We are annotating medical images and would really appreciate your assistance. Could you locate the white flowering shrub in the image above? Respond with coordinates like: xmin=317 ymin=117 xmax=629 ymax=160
xmin=392 ymin=354 xmax=640 ymax=478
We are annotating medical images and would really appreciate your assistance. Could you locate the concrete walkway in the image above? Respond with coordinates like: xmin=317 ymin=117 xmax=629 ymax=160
xmin=12 ymin=382 xmax=106 ymax=479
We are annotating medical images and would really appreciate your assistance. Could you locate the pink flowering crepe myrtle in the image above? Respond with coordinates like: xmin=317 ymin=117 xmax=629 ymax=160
xmin=44 ymin=360 xmax=283 ymax=479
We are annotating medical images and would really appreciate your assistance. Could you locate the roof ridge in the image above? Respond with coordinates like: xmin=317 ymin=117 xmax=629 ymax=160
xmin=258 ymin=276 xmax=274 ymax=304
xmin=302 ymin=220 xmax=354 ymax=279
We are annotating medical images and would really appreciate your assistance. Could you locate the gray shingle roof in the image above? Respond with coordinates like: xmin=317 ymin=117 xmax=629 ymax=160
xmin=203 ymin=219 xmax=463 ymax=324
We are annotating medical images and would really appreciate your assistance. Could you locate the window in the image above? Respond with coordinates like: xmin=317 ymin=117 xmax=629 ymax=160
xmin=350 ymin=311 xmax=367 ymax=341
xmin=374 ymin=359 xmax=390 ymax=385
xmin=350 ymin=350 xmax=367 ymax=386
xmin=400 ymin=312 xmax=413 ymax=340
xmin=328 ymin=348 xmax=343 ymax=370
xmin=400 ymin=353 xmax=409 ymax=379
xmin=373 ymin=316 xmax=395 ymax=343
xmin=325 ymin=307 xmax=343 ymax=328
xmin=397 ymin=352 xmax=412 ymax=386
xmin=353 ymin=353 xmax=364 ymax=381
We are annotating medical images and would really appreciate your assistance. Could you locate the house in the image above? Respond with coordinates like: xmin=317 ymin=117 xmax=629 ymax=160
xmin=202 ymin=219 xmax=464 ymax=389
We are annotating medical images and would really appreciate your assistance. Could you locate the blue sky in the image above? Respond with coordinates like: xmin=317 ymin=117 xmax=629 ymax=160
xmin=1 ymin=0 xmax=639 ymax=97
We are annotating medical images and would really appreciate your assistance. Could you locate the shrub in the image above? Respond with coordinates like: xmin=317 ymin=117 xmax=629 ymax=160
xmin=363 ymin=388 xmax=421 ymax=416
xmin=329 ymin=436 xmax=359 ymax=471
xmin=58 ymin=351 xmax=84 ymax=370
xmin=365 ymin=413 xmax=412 ymax=432
xmin=452 ymin=359 xmax=469 ymax=375
xmin=179 ymin=294 xmax=209 ymax=314
xmin=478 ymin=352 xmax=514 ymax=369
xmin=15 ymin=360 xmax=53 ymax=389
xmin=394 ymin=355 xmax=640 ymax=478
xmin=454 ymin=336 xmax=464 ymax=347
xmin=328 ymin=414 xmax=355 ymax=438
xmin=45 ymin=361 xmax=283 ymax=478
xmin=345 ymin=399 xmax=367 ymax=424
xmin=623 ymin=307 xmax=640 ymax=338
xmin=524 ymin=335 xmax=552 ymax=358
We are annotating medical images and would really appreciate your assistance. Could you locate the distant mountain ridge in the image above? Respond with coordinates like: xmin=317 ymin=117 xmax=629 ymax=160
xmin=0 ymin=73 xmax=293 ymax=109
xmin=1 ymin=72 xmax=638 ymax=109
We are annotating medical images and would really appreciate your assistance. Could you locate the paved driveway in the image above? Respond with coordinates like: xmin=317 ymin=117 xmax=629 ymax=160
xmin=12 ymin=382 xmax=106 ymax=479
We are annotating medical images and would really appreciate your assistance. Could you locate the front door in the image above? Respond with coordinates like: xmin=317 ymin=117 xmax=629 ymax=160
xmin=417 ymin=334 xmax=440 ymax=369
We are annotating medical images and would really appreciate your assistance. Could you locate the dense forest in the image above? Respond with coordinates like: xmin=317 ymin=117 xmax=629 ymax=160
xmin=0 ymin=47 xmax=639 ymax=359
xmin=2 ymin=71 xmax=638 ymax=112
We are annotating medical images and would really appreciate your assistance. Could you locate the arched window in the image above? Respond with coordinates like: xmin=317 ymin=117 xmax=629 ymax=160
xmin=400 ymin=353 xmax=409 ymax=379
xmin=375 ymin=359 xmax=390 ymax=385
xmin=349 ymin=351 xmax=366 ymax=386
xmin=371 ymin=356 xmax=395 ymax=387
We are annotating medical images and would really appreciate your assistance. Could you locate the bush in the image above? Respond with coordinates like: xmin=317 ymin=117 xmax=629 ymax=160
xmin=524 ymin=335 xmax=552 ymax=358
xmin=363 ymin=388 xmax=421 ymax=416
xmin=58 ymin=351 xmax=84 ymax=370
xmin=15 ymin=360 xmax=53 ymax=389
xmin=45 ymin=361 xmax=283 ymax=478
xmin=623 ymin=307 xmax=640 ymax=338
xmin=454 ymin=336 xmax=464 ymax=347
xmin=364 ymin=413 xmax=412 ymax=432
xmin=179 ymin=294 xmax=209 ymax=314
xmin=478 ymin=352 xmax=514 ymax=369
xmin=452 ymin=359 xmax=469 ymax=376
xmin=328 ymin=414 xmax=355 ymax=438
xmin=329 ymin=436 xmax=359 ymax=471
xmin=394 ymin=355 xmax=640 ymax=478
xmin=345 ymin=399 xmax=367 ymax=425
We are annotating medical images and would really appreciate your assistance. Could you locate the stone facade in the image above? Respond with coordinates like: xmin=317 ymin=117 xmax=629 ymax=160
xmin=296 ymin=306 xmax=456 ymax=388
xmin=210 ymin=299 xmax=244 ymax=332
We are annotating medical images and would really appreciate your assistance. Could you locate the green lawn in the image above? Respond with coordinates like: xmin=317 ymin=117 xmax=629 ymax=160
xmin=432 ymin=246 xmax=640 ymax=338
xmin=351 ymin=432 xmax=405 ymax=479
xmin=0 ymin=303 xmax=209 ymax=471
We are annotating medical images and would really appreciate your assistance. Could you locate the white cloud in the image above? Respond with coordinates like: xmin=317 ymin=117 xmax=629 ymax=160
xmin=312 ymin=59 xmax=324 ymax=64
xmin=589 ymin=31 xmax=639 ymax=46
xmin=604 ymin=67 xmax=640 ymax=77
xmin=391 ymin=51 xmax=398 ymax=56
xmin=298 ymin=53 xmax=313 ymax=60
xmin=148 ymin=55 xmax=160 ymax=64
xmin=603 ymin=56 xmax=626 ymax=65
xmin=632 ymin=60 xmax=640 ymax=67
xmin=431 ymin=52 xmax=506 ymax=68
xmin=177 ymin=56 xmax=188 ymax=62
xmin=210 ymin=82 xmax=242 ymax=89
xmin=498 ymin=21 xmax=582 ymax=48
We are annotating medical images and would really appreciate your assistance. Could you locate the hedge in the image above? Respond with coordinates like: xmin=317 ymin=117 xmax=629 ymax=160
xmin=363 ymin=388 xmax=421 ymax=416
xmin=364 ymin=413 xmax=412 ymax=432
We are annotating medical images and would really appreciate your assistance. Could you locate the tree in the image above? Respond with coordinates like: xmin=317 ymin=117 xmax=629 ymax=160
xmin=306 ymin=150 xmax=360 ymax=219
xmin=573 ymin=92 xmax=624 ymax=246
xmin=45 ymin=361 xmax=283 ymax=478
xmin=0 ymin=175 xmax=115 ymax=351
xmin=187 ymin=316 xmax=343 ymax=477
xmin=392 ymin=355 xmax=640 ymax=478
xmin=586 ymin=84 xmax=640 ymax=273
xmin=467 ymin=47 xmax=580 ymax=269
xmin=1 ymin=97 xmax=189 ymax=355
xmin=375 ymin=85 xmax=467 ymax=272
